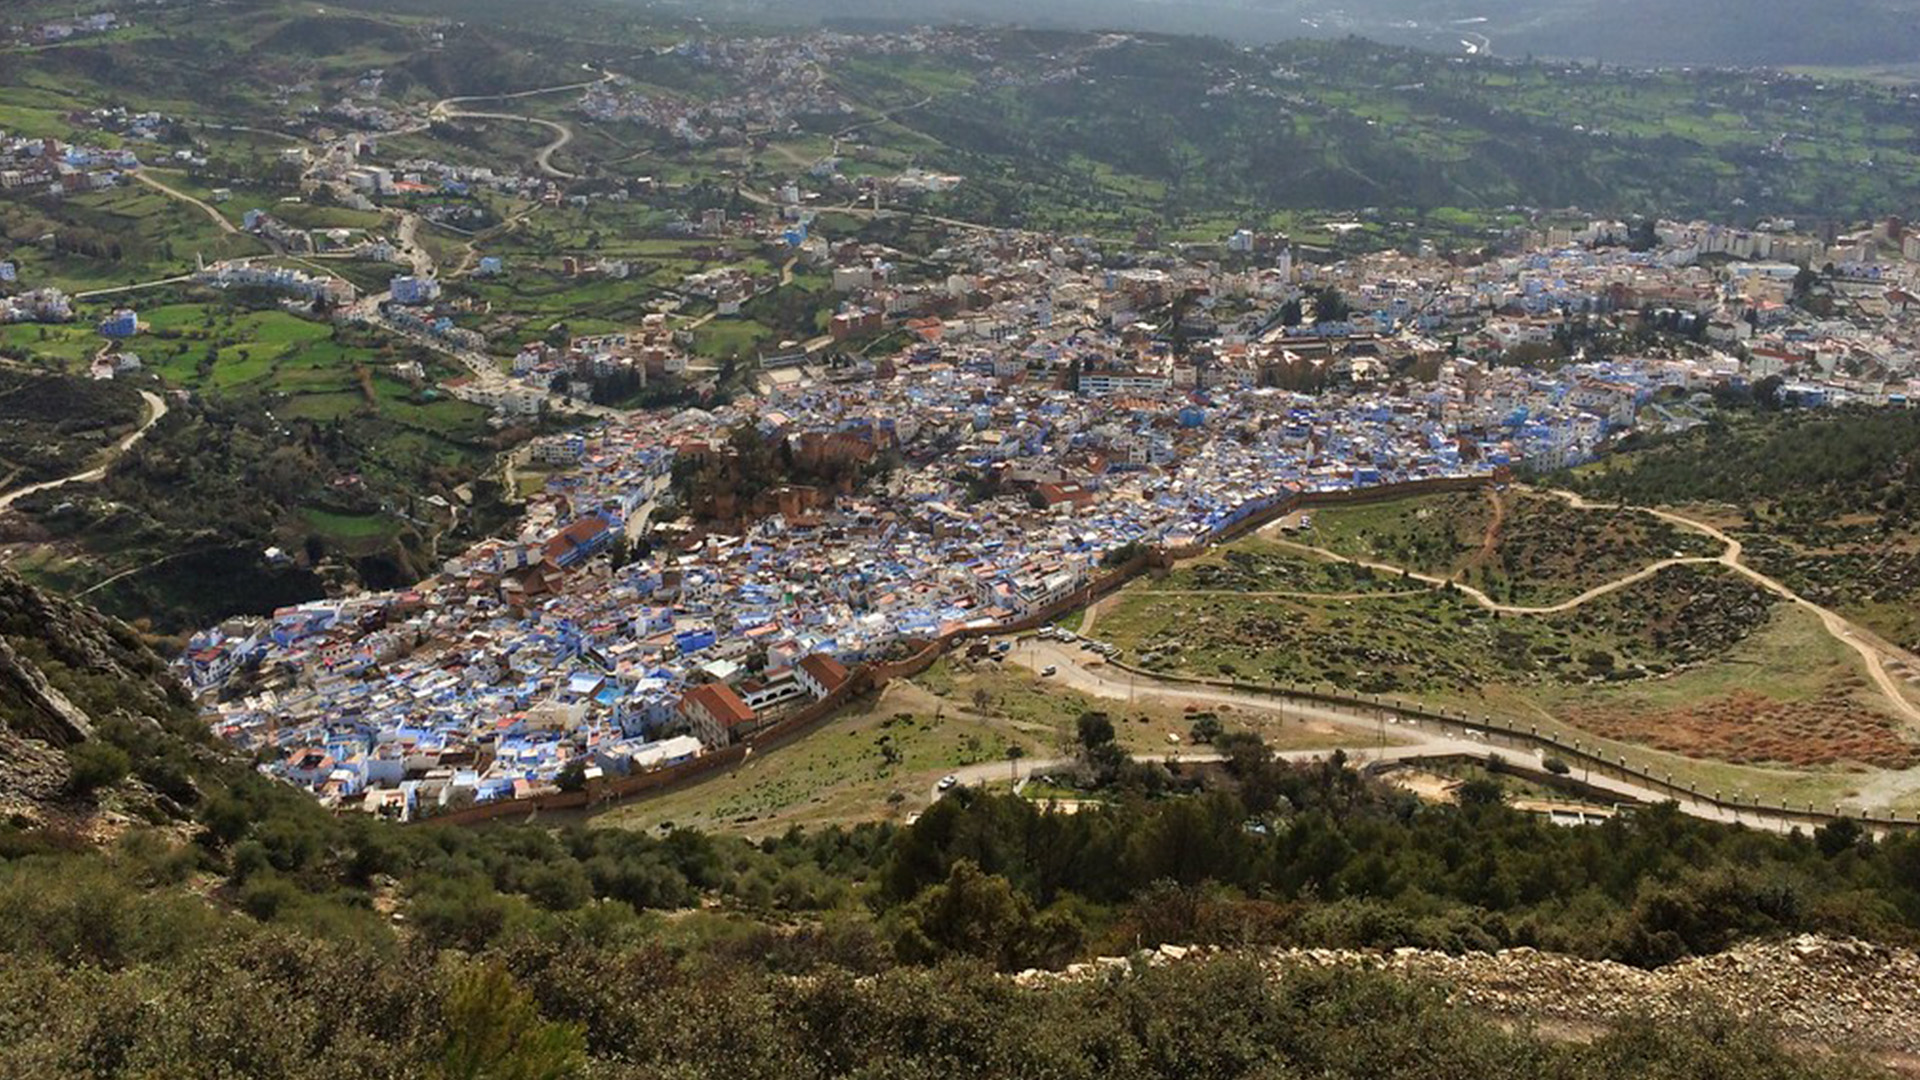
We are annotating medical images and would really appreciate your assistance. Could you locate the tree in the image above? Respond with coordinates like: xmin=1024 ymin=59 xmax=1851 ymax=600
xmin=891 ymin=859 xmax=1037 ymax=970
xmin=437 ymin=963 xmax=586 ymax=1080
xmin=1816 ymin=817 xmax=1864 ymax=859
xmin=1455 ymin=777 xmax=1506 ymax=809
xmin=1310 ymin=286 xmax=1351 ymax=323
xmin=1006 ymin=742 xmax=1026 ymax=784
xmin=1076 ymin=712 xmax=1116 ymax=751
xmin=1189 ymin=714 xmax=1224 ymax=745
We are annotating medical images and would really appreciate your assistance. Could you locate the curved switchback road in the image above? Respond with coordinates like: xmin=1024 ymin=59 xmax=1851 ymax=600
xmin=439 ymin=110 xmax=578 ymax=179
xmin=0 ymin=389 xmax=168 ymax=512
xmin=431 ymin=68 xmax=614 ymax=181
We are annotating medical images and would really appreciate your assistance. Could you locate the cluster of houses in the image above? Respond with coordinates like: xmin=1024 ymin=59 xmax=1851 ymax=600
xmin=183 ymin=325 xmax=1790 ymax=818
xmin=0 ymin=287 xmax=72 ymax=325
xmin=11 ymin=10 xmax=120 ymax=45
xmin=575 ymin=31 xmax=904 ymax=144
xmin=510 ymin=317 xmax=692 ymax=390
xmin=193 ymin=259 xmax=357 ymax=306
xmin=0 ymin=132 xmax=139 ymax=196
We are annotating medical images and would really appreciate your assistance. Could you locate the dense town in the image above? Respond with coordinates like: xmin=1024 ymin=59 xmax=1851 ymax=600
xmin=3 ymin=18 xmax=1919 ymax=818
xmin=175 ymin=200 xmax=1920 ymax=817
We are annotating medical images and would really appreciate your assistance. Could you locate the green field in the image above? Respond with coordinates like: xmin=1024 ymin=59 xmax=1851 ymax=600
xmin=1096 ymin=531 xmax=1917 ymax=780
xmin=598 ymin=655 xmax=1355 ymax=836
xmin=0 ymin=183 xmax=266 ymax=293
xmin=301 ymin=506 xmax=400 ymax=542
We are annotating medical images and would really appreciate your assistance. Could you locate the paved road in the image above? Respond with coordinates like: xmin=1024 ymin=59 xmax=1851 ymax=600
xmin=999 ymin=639 xmax=1830 ymax=833
xmin=434 ymin=68 xmax=611 ymax=110
xmin=0 ymin=389 xmax=168 ymax=512
xmin=431 ymin=68 xmax=611 ymax=181
xmin=441 ymin=110 xmax=578 ymax=179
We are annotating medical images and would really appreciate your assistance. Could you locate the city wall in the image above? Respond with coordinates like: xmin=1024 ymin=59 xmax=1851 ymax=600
xmin=422 ymin=476 xmax=1493 ymax=825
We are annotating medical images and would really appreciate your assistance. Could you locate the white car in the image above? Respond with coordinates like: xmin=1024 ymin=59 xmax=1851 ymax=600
xmin=1040 ymin=665 xmax=1058 ymax=677
xmin=937 ymin=774 xmax=959 ymax=791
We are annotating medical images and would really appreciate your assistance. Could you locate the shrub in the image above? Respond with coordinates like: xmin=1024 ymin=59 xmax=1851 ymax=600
xmin=65 ymin=741 xmax=130 ymax=797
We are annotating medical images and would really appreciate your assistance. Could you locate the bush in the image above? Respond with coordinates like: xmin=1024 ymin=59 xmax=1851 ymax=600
xmin=65 ymin=741 xmax=130 ymax=797
xmin=1189 ymin=714 xmax=1224 ymax=744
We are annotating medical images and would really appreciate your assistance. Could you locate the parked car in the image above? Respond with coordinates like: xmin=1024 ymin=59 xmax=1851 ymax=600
xmin=1040 ymin=665 xmax=1058 ymax=677
xmin=937 ymin=774 xmax=959 ymax=791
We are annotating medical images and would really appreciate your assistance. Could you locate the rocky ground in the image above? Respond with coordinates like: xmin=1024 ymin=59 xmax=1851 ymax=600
xmin=1023 ymin=935 xmax=1920 ymax=1059
xmin=0 ymin=568 xmax=204 ymax=829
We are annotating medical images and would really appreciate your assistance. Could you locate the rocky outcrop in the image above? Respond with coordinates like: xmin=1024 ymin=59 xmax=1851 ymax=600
xmin=0 ymin=568 xmax=196 ymax=820
xmin=0 ymin=567 xmax=185 ymax=742
xmin=0 ymin=634 xmax=95 ymax=746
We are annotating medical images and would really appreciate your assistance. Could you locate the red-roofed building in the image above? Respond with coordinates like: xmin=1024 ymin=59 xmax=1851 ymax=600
xmin=679 ymin=682 xmax=757 ymax=747
xmin=542 ymin=516 xmax=613 ymax=568
xmin=795 ymin=653 xmax=853 ymax=700
xmin=1034 ymin=481 xmax=1095 ymax=511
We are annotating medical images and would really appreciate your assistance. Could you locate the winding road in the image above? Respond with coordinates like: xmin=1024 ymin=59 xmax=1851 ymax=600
xmin=439 ymin=110 xmax=579 ymax=179
xmin=430 ymin=68 xmax=614 ymax=181
xmin=994 ymin=639 xmax=1831 ymax=833
xmin=0 ymin=389 xmax=168 ymax=512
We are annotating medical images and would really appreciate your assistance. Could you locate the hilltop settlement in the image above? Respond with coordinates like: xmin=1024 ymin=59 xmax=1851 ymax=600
xmin=173 ymin=202 xmax=1920 ymax=818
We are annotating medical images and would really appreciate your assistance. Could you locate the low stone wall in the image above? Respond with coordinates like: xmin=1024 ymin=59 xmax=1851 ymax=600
xmin=1018 ymin=936 xmax=1920 ymax=1056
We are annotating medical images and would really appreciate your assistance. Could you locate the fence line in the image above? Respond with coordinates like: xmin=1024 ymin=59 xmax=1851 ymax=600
xmin=419 ymin=473 xmax=1910 ymax=833
xmin=1098 ymin=657 xmax=1914 ymax=832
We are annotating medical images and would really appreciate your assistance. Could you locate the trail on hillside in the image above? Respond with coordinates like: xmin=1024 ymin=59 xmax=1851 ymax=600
xmin=0 ymin=389 xmax=168 ymax=512
xmin=1241 ymin=487 xmax=1920 ymax=727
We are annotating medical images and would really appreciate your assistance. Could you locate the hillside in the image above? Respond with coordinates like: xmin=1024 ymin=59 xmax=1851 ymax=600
xmin=0 ymin=567 xmax=208 ymax=830
xmin=830 ymin=34 xmax=1920 ymax=231
xmin=1562 ymin=408 xmax=1920 ymax=654
xmin=676 ymin=0 xmax=1920 ymax=69
xmin=0 ymin=566 xmax=1915 ymax=1072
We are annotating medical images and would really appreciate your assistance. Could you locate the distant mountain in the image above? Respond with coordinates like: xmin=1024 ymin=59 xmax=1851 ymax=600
xmin=682 ymin=0 xmax=1920 ymax=69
